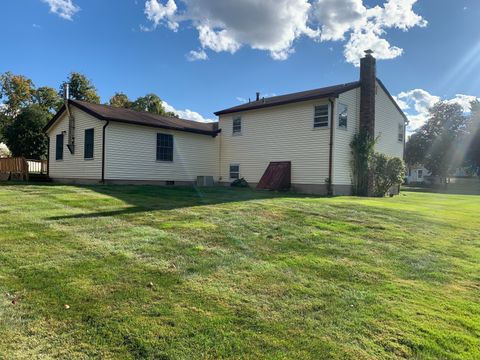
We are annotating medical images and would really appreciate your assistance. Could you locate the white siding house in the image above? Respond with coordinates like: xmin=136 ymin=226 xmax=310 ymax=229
xmin=48 ymin=107 xmax=104 ymax=181
xmin=45 ymin=100 xmax=220 ymax=185
xmin=218 ymin=99 xmax=333 ymax=193
xmin=45 ymin=52 xmax=407 ymax=195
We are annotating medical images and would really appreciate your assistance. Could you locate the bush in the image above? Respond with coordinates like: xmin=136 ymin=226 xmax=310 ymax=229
xmin=0 ymin=143 xmax=10 ymax=158
xmin=371 ymin=153 xmax=405 ymax=197
xmin=231 ymin=178 xmax=249 ymax=188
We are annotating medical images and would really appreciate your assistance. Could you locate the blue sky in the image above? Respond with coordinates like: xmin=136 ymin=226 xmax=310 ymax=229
xmin=0 ymin=0 xmax=479 ymax=129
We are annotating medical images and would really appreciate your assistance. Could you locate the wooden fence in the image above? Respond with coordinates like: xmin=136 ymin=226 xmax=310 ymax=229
xmin=0 ymin=157 xmax=29 ymax=181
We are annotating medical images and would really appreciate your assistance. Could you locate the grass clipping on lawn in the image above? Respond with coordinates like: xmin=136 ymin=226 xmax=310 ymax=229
xmin=0 ymin=184 xmax=479 ymax=359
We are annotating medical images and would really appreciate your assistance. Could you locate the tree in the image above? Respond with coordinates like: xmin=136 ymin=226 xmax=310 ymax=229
xmin=35 ymin=86 xmax=63 ymax=113
xmin=131 ymin=93 xmax=178 ymax=117
xmin=406 ymin=102 xmax=468 ymax=183
xmin=131 ymin=94 xmax=166 ymax=114
xmin=0 ymin=72 xmax=35 ymax=117
xmin=3 ymin=105 xmax=51 ymax=159
xmin=109 ymin=92 xmax=132 ymax=108
xmin=405 ymin=130 xmax=429 ymax=166
xmin=466 ymin=100 xmax=480 ymax=174
xmin=59 ymin=72 xmax=100 ymax=103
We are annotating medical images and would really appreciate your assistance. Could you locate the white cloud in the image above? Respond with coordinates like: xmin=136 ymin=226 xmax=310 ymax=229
xmin=311 ymin=0 xmax=366 ymax=41
xmin=143 ymin=0 xmax=426 ymax=64
xmin=162 ymin=101 xmax=214 ymax=123
xmin=445 ymin=94 xmax=479 ymax=113
xmin=42 ymin=0 xmax=80 ymax=20
xmin=397 ymin=89 xmax=479 ymax=133
xmin=145 ymin=0 xmax=179 ymax=30
xmin=186 ymin=49 xmax=208 ymax=61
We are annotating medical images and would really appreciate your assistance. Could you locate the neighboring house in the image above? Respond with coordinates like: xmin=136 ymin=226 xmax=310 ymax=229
xmin=407 ymin=164 xmax=430 ymax=184
xmin=44 ymin=51 xmax=407 ymax=195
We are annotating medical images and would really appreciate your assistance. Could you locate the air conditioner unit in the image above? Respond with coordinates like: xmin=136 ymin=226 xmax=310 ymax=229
xmin=197 ymin=176 xmax=214 ymax=187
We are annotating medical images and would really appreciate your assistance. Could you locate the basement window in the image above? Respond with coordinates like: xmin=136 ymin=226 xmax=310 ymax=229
xmin=398 ymin=124 xmax=404 ymax=142
xmin=157 ymin=133 xmax=174 ymax=162
xmin=229 ymin=164 xmax=240 ymax=179
xmin=233 ymin=117 xmax=242 ymax=135
xmin=314 ymin=105 xmax=329 ymax=128
xmin=84 ymin=128 xmax=94 ymax=159
xmin=338 ymin=103 xmax=348 ymax=129
xmin=55 ymin=133 xmax=64 ymax=160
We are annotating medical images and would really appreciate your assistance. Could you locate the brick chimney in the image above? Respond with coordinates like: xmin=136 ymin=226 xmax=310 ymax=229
xmin=360 ymin=50 xmax=376 ymax=138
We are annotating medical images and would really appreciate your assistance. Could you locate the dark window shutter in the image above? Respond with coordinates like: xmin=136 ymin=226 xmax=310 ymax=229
xmin=56 ymin=134 xmax=64 ymax=160
xmin=84 ymin=128 xmax=94 ymax=159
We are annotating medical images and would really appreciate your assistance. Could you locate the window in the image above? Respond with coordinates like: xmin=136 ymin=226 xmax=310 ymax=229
xmin=338 ymin=103 xmax=348 ymax=129
xmin=314 ymin=105 xmax=329 ymax=128
xmin=84 ymin=128 xmax=94 ymax=159
xmin=229 ymin=164 xmax=240 ymax=179
xmin=56 ymin=133 xmax=64 ymax=160
xmin=157 ymin=133 xmax=173 ymax=161
xmin=398 ymin=124 xmax=404 ymax=142
xmin=417 ymin=169 xmax=423 ymax=179
xmin=233 ymin=117 xmax=242 ymax=134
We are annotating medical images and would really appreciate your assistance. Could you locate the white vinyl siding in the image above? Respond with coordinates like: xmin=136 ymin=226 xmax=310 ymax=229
xmin=219 ymin=99 xmax=331 ymax=185
xmin=47 ymin=107 xmax=103 ymax=180
xmin=375 ymin=81 xmax=405 ymax=159
xmin=104 ymin=122 xmax=218 ymax=182
xmin=332 ymin=88 xmax=360 ymax=186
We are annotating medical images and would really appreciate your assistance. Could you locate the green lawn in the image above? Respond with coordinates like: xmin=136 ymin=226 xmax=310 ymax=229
xmin=0 ymin=184 xmax=479 ymax=359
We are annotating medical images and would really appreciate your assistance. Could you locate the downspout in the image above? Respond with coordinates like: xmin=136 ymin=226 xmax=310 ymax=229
xmin=328 ymin=97 xmax=335 ymax=196
xmin=46 ymin=136 xmax=50 ymax=178
xmin=101 ymin=121 xmax=110 ymax=183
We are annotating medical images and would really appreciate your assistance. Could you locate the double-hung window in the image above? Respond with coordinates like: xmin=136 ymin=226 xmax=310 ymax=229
xmin=398 ymin=124 xmax=404 ymax=142
xmin=338 ymin=103 xmax=348 ymax=129
xmin=314 ymin=105 xmax=329 ymax=128
xmin=84 ymin=128 xmax=94 ymax=159
xmin=233 ymin=117 xmax=242 ymax=135
xmin=229 ymin=164 xmax=240 ymax=179
xmin=157 ymin=134 xmax=174 ymax=162
xmin=56 ymin=133 xmax=64 ymax=160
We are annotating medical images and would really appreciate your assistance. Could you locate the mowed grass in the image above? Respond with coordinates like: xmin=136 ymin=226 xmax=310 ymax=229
xmin=0 ymin=184 xmax=479 ymax=359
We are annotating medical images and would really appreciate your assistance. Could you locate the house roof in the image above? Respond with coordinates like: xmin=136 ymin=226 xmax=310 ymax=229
xmin=214 ymin=81 xmax=361 ymax=116
xmin=44 ymin=100 xmax=220 ymax=136
xmin=214 ymin=78 xmax=408 ymax=122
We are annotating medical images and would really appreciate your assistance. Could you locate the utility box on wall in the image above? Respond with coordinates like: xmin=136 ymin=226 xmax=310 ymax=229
xmin=197 ymin=176 xmax=214 ymax=187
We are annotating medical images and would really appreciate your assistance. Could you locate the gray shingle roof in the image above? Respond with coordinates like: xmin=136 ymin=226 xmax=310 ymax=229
xmin=214 ymin=81 xmax=361 ymax=116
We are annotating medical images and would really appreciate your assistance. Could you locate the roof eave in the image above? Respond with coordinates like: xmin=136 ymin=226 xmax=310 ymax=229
xmin=214 ymin=83 xmax=360 ymax=116
xmin=376 ymin=78 xmax=409 ymax=123
xmin=44 ymin=100 xmax=219 ymax=137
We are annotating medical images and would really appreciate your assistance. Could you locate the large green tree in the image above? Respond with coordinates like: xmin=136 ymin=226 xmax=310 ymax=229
xmin=109 ymin=92 xmax=132 ymax=108
xmin=59 ymin=72 xmax=100 ymax=104
xmin=466 ymin=100 xmax=480 ymax=173
xmin=3 ymin=104 xmax=51 ymax=159
xmin=131 ymin=93 xmax=178 ymax=117
xmin=0 ymin=72 xmax=35 ymax=117
xmin=35 ymin=86 xmax=63 ymax=113
xmin=406 ymin=102 xmax=469 ymax=182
